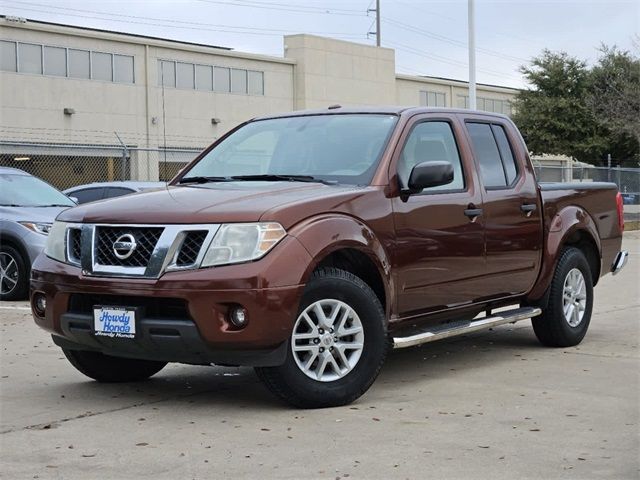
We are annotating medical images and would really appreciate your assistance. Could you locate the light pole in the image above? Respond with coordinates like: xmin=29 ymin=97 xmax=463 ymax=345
xmin=468 ymin=0 xmax=477 ymax=110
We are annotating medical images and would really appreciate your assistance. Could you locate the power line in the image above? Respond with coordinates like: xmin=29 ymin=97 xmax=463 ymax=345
xmin=384 ymin=17 xmax=528 ymax=63
xmin=193 ymin=0 xmax=367 ymax=17
xmin=3 ymin=0 xmax=366 ymax=36
xmin=386 ymin=39 xmax=518 ymax=80
xmin=1 ymin=4 xmax=368 ymax=39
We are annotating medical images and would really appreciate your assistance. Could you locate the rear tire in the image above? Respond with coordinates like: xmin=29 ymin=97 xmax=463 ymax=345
xmin=63 ymin=349 xmax=167 ymax=383
xmin=0 ymin=245 xmax=28 ymax=301
xmin=256 ymin=267 xmax=389 ymax=408
xmin=532 ymin=247 xmax=593 ymax=347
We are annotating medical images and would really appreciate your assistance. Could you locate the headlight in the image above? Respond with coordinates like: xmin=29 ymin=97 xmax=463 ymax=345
xmin=44 ymin=221 xmax=68 ymax=263
xmin=201 ymin=222 xmax=286 ymax=267
xmin=19 ymin=222 xmax=52 ymax=235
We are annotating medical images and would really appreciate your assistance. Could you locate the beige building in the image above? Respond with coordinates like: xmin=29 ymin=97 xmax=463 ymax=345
xmin=0 ymin=16 xmax=518 ymax=186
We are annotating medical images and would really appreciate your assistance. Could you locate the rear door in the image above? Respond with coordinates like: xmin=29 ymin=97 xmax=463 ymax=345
xmin=390 ymin=113 xmax=486 ymax=316
xmin=463 ymin=117 xmax=543 ymax=296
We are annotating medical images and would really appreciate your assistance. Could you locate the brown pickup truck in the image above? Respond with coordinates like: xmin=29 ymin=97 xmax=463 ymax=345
xmin=31 ymin=107 xmax=628 ymax=408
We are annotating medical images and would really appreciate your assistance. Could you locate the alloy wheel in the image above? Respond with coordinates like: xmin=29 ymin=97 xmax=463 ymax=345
xmin=0 ymin=252 xmax=19 ymax=295
xmin=562 ymin=268 xmax=587 ymax=327
xmin=291 ymin=299 xmax=365 ymax=382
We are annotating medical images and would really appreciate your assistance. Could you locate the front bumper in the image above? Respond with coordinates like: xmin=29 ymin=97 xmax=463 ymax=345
xmin=611 ymin=250 xmax=629 ymax=275
xmin=30 ymin=236 xmax=311 ymax=366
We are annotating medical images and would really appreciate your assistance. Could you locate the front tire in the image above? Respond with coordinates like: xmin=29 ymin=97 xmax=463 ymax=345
xmin=63 ymin=349 xmax=167 ymax=383
xmin=256 ymin=267 xmax=389 ymax=408
xmin=532 ymin=247 xmax=594 ymax=347
xmin=0 ymin=245 xmax=28 ymax=301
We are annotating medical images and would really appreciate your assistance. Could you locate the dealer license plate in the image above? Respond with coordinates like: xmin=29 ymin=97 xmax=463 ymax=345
xmin=93 ymin=306 xmax=136 ymax=339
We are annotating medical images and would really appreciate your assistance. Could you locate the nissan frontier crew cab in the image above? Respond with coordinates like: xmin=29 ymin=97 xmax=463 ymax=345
xmin=31 ymin=107 xmax=628 ymax=408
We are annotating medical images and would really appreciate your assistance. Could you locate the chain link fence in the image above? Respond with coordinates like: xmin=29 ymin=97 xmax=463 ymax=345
xmin=534 ymin=164 xmax=640 ymax=204
xmin=0 ymin=142 xmax=203 ymax=190
xmin=1 ymin=142 xmax=639 ymax=205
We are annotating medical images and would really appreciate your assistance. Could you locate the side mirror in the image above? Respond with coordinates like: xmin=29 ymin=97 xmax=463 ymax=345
xmin=69 ymin=196 xmax=79 ymax=205
xmin=407 ymin=161 xmax=454 ymax=193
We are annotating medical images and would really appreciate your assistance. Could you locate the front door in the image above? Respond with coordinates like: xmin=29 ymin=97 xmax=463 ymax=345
xmin=391 ymin=114 xmax=486 ymax=317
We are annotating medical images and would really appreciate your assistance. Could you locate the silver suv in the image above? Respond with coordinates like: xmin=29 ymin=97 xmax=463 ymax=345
xmin=0 ymin=167 xmax=75 ymax=300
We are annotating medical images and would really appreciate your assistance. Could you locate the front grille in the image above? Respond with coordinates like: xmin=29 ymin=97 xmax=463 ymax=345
xmin=95 ymin=226 xmax=163 ymax=267
xmin=68 ymin=228 xmax=82 ymax=262
xmin=68 ymin=294 xmax=190 ymax=319
xmin=176 ymin=231 xmax=208 ymax=266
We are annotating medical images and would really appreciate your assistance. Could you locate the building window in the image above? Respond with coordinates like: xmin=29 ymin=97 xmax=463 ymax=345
xmin=176 ymin=62 xmax=194 ymax=89
xmin=92 ymin=52 xmax=112 ymax=81
xmin=195 ymin=64 xmax=213 ymax=90
xmin=231 ymin=68 xmax=247 ymax=94
xmin=157 ymin=60 xmax=263 ymax=96
xmin=68 ymin=49 xmax=90 ymax=79
xmin=18 ymin=43 xmax=42 ymax=74
xmin=248 ymin=70 xmax=264 ymax=95
xmin=113 ymin=54 xmax=134 ymax=83
xmin=420 ymin=90 xmax=446 ymax=107
xmin=0 ymin=40 xmax=17 ymax=72
xmin=43 ymin=46 xmax=67 ymax=77
xmin=3 ymin=40 xmax=134 ymax=84
xmin=159 ymin=60 xmax=176 ymax=87
xmin=457 ymin=95 xmax=513 ymax=116
xmin=214 ymin=66 xmax=230 ymax=92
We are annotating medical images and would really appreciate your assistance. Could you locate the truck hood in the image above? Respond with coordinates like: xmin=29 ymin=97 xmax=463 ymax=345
xmin=57 ymin=182 xmax=364 ymax=226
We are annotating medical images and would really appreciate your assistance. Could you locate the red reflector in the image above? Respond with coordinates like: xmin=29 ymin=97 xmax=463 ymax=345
xmin=616 ymin=192 xmax=624 ymax=232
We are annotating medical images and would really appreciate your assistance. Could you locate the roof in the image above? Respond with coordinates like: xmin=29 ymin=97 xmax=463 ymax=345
xmin=0 ymin=15 xmax=232 ymax=51
xmin=255 ymin=106 xmax=511 ymax=121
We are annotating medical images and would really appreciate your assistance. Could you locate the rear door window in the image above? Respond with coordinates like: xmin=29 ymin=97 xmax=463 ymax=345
xmin=104 ymin=187 xmax=136 ymax=199
xmin=466 ymin=123 xmax=506 ymax=188
xmin=491 ymin=125 xmax=518 ymax=184
xmin=466 ymin=122 xmax=519 ymax=188
xmin=70 ymin=187 xmax=104 ymax=204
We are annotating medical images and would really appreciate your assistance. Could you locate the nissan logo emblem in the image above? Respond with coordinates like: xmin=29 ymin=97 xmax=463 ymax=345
xmin=112 ymin=233 xmax=138 ymax=260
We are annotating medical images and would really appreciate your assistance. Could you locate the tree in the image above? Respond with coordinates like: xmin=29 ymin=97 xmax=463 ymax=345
xmin=587 ymin=46 xmax=640 ymax=165
xmin=512 ymin=50 xmax=607 ymax=163
xmin=512 ymin=48 xmax=640 ymax=166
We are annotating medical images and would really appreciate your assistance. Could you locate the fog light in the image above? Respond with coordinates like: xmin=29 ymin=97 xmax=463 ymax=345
xmin=33 ymin=293 xmax=47 ymax=317
xmin=229 ymin=305 xmax=248 ymax=328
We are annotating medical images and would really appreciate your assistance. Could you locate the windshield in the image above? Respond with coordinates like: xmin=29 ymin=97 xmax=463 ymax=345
xmin=0 ymin=173 xmax=76 ymax=207
xmin=184 ymin=114 xmax=398 ymax=185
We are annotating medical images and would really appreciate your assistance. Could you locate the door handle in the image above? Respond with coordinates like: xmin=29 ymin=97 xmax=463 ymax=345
xmin=464 ymin=206 xmax=483 ymax=220
xmin=520 ymin=203 xmax=537 ymax=216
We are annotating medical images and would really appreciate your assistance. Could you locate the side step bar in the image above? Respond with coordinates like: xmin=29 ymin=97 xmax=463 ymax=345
xmin=393 ymin=307 xmax=542 ymax=349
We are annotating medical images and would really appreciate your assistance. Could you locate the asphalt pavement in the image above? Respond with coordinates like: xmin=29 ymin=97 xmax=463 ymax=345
xmin=1 ymin=232 xmax=638 ymax=480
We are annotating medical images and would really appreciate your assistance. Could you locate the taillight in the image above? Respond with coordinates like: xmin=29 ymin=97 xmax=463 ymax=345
xmin=616 ymin=192 xmax=624 ymax=232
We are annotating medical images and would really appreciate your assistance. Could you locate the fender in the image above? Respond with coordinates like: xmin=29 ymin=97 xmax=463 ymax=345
xmin=287 ymin=213 xmax=394 ymax=314
xmin=527 ymin=205 xmax=601 ymax=301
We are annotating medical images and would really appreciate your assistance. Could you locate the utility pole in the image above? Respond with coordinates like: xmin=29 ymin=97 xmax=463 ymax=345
xmin=468 ymin=0 xmax=477 ymax=110
xmin=368 ymin=0 xmax=381 ymax=47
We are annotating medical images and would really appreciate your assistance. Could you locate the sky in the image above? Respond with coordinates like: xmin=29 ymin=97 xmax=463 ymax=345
xmin=1 ymin=0 xmax=638 ymax=88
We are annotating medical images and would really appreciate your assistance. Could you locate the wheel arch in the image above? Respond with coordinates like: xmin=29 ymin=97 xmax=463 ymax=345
xmin=0 ymin=232 xmax=30 ymax=268
xmin=288 ymin=214 xmax=393 ymax=317
xmin=527 ymin=205 xmax=602 ymax=303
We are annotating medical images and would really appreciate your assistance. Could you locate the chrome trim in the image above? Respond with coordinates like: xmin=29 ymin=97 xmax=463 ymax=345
xmin=611 ymin=250 xmax=628 ymax=276
xmin=69 ymin=223 xmax=219 ymax=279
xmin=64 ymin=224 xmax=83 ymax=267
xmin=393 ymin=307 xmax=542 ymax=349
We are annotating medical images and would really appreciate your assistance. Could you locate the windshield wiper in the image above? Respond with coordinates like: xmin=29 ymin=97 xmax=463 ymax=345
xmin=37 ymin=204 xmax=74 ymax=207
xmin=230 ymin=174 xmax=337 ymax=185
xmin=178 ymin=176 xmax=232 ymax=184
xmin=0 ymin=204 xmax=23 ymax=207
